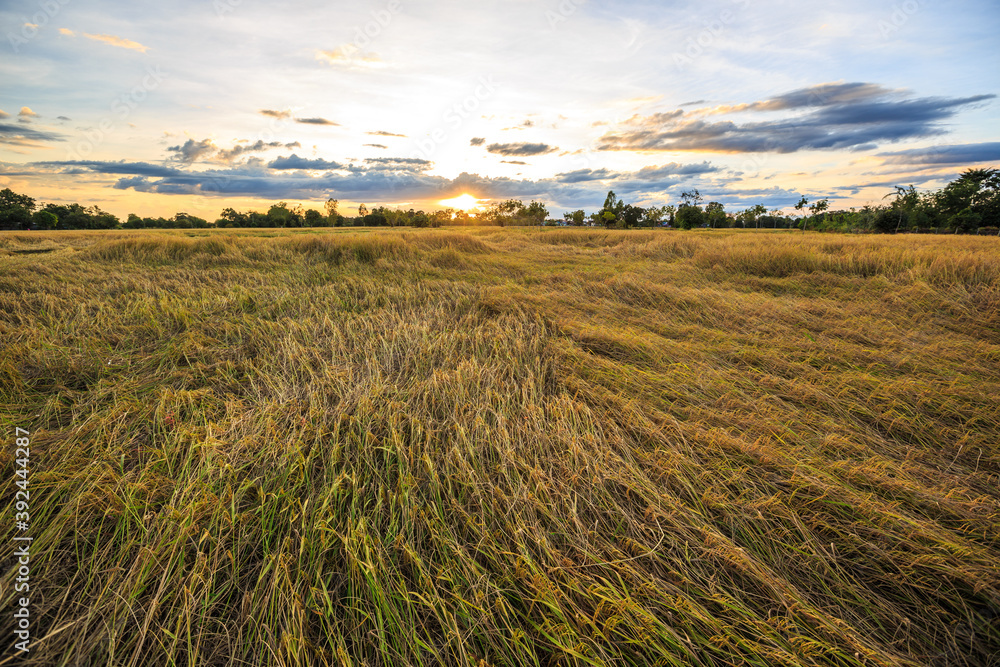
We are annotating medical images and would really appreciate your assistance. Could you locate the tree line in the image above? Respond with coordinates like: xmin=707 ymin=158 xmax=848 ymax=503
xmin=0 ymin=168 xmax=996 ymax=233
xmin=571 ymin=169 xmax=997 ymax=234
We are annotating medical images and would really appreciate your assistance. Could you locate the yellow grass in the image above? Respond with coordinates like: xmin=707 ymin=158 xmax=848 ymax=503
xmin=1 ymin=227 xmax=998 ymax=666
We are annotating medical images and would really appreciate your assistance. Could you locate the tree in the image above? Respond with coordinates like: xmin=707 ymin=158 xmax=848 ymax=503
xmin=31 ymin=209 xmax=58 ymax=230
xmin=743 ymin=204 xmax=767 ymax=229
xmin=809 ymin=199 xmax=829 ymax=217
xmin=618 ymin=204 xmax=644 ymax=229
xmin=482 ymin=199 xmax=524 ymax=227
xmin=524 ymin=201 xmax=548 ymax=225
xmin=267 ymin=202 xmax=294 ymax=227
xmin=304 ymin=209 xmax=325 ymax=226
xmin=936 ymin=168 xmax=999 ymax=230
xmin=660 ymin=205 xmax=676 ymax=227
xmin=124 ymin=213 xmax=145 ymax=229
xmin=218 ymin=207 xmax=249 ymax=227
xmin=564 ymin=210 xmax=586 ymax=226
xmin=680 ymin=189 xmax=702 ymax=208
xmin=675 ymin=205 xmax=703 ymax=230
xmin=705 ymin=201 xmax=726 ymax=228
xmin=603 ymin=190 xmax=620 ymax=213
xmin=676 ymin=190 xmax=704 ymax=230
xmin=0 ymin=188 xmax=36 ymax=230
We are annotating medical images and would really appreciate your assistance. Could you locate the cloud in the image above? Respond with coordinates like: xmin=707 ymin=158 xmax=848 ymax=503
xmin=554 ymin=168 xmax=619 ymax=183
xmin=631 ymin=162 xmax=721 ymax=180
xmin=267 ymin=154 xmax=344 ymax=170
xmin=877 ymin=142 xmax=1000 ymax=166
xmin=259 ymin=109 xmax=292 ymax=119
xmin=29 ymin=157 xmax=794 ymax=212
xmin=167 ymin=138 xmax=217 ymax=163
xmin=363 ymin=157 xmax=433 ymax=171
xmin=704 ymin=83 xmax=894 ymax=115
xmin=598 ymin=85 xmax=996 ymax=154
xmin=83 ymin=33 xmax=150 ymax=53
xmin=502 ymin=160 xmax=528 ymax=165
xmin=295 ymin=117 xmax=339 ymax=126
xmin=470 ymin=137 xmax=485 ymax=146
xmin=19 ymin=107 xmax=38 ymax=118
xmin=316 ymin=46 xmax=383 ymax=68
xmin=57 ymin=116 xmax=71 ymax=121
xmin=0 ymin=123 xmax=64 ymax=148
xmin=0 ymin=110 xmax=9 ymax=119
xmin=216 ymin=140 xmax=289 ymax=162
xmin=34 ymin=160 xmax=183 ymax=177
xmin=367 ymin=131 xmax=407 ymax=138
xmin=486 ymin=142 xmax=557 ymax=157
xmin=364 ymin=143 xmax=388 ymax=149
xmin=59 ymin=28 xmax=74 ymax=36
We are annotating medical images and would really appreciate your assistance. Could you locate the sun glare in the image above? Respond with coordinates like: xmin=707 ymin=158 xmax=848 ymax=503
xmin=438 ymin=193 xmax=482 ymax=211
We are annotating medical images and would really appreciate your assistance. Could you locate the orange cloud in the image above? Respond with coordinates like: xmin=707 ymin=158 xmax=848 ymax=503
xmin=316 ymin=46 xmax=384 ymax=68
xmin=83 ymin=33 xmax=150 ymax=53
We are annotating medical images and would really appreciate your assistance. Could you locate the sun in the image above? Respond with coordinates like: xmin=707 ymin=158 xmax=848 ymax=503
xmin=438 ymin=193 xmax=483 ymax=211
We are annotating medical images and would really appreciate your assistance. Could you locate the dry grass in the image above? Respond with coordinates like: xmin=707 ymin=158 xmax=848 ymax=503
xmin=1 ymin=227 xmax=998 ymax=666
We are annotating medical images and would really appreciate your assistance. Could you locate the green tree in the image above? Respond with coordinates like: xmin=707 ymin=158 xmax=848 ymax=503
xmin=267 ymin=202 xmax=294 ymax=227
xmin=705 ymin=201 xmax=726 ymax=228
xmin=0 ymin=188 xmax=36 ymax=230
xmin=304 ymin=209 xmax=325 ymax=226
xmin=619 ymin=204 xmax=644 ymax=229
xmin=31 ymin=209 xmax=58 ymax=230
xmin=524 ymin=201 xmax=548 ymax=225
xmin=936 ymin=168 xmax=999 ymax=230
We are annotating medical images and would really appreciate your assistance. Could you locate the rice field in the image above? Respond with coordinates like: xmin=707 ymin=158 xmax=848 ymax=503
xmin=1 ymin=227 xmax=998 ymax=666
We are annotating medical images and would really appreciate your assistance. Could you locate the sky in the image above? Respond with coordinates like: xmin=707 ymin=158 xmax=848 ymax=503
xmin=1 ymin=0 xmax=999 ymax=219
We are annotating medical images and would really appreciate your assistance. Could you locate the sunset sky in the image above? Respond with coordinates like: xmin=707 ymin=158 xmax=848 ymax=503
xmin=2 ymin=0 xmax=998 ymax=219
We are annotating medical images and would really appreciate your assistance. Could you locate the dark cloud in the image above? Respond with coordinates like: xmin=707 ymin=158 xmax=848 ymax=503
xmin=599 ymin=85 xmax=996 ymax=154
xmin=631 ymin=161 xmax=721 ymax=180
xmin=267 ymin=154 xmax=343 ymax=170
xmin=295 ymin=117 xmax=339 ymax=126
xmin=502 ymin=160 xmax=528 ymax=165
xmin=216 ymin=140 xmax=287 ymax=161
xmin=33 ymin=156 xmax=791 ymax=212
xmin=364 ymin=143 xmax=388 ymax=149
xmin=554 ymin=168 xmax=619 ymax=183
xmin=363 ymin=157 xmax=434 ymax=171
xmin=486 ymin=142 xmax=557 ymax=156
xmin=367 ymin=130 xmax=406 ymax=137
xmin=878 ymin=142 xmax=1000 ymax=165
xmin=0 ymin=123 xmax=65 ymax=148
xmin=167 ymin=138 xmax=217 ymax=163
xmin=739 ymin=82 xmax=892 ymax=112
xmin=33 ymin=160 xmax=182 ymax=177
xmin=57 ymin=115 xmax=71 ymax=121
xmin=259 ymin=109 xmax=292 ymax=119
xmin=470 ymin=137 xmax=485 ymax=146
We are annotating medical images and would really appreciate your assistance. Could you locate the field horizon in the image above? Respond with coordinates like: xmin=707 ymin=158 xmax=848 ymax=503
xmin=2 ymin=227 xmax=998 ymax=666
